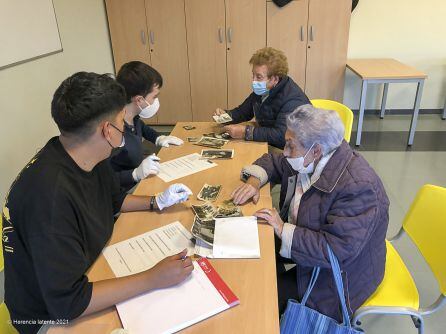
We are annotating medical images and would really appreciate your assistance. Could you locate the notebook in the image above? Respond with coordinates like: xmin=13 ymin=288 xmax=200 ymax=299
xmin=194 ymin=216 xmax=261 ymax=259
xmin=116 ymin=258 xmax=239 ymax=334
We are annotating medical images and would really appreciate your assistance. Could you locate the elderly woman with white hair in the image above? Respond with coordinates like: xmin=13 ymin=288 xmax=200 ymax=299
xmin=231 ymin=104 xmax=389 ymax=322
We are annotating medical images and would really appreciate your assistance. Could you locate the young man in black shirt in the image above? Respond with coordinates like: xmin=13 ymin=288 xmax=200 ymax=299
xmin=2 ymin=72 xmax=194 ymax=334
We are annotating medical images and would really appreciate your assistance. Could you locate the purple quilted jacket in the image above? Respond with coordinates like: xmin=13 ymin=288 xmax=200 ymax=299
xmin=254 ymin=140 xmax=389 ymax=322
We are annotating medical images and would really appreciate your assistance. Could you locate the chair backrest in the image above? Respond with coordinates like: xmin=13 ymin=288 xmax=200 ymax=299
xmin=0 ymin=214 xmax=4 ymax=272
xmin=311 ymin=99 xmax=354 ymax=143
xmin=0 ymin=303 xmax=17 ymax=334
xmin=402 ymin=184 xmax=446 ymax=295
xmin=1 ymin=212 xmax=17 ymax=333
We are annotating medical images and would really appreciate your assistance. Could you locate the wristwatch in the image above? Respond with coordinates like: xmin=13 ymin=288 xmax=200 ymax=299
xmin=149 ymin=196 xmax=155 ymax=211
xmin=244 ymin=125 xmax=254 ymax=141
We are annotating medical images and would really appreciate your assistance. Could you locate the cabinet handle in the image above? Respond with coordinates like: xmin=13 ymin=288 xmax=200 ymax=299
xmin=140 ymin=30 xmax=146 ymax=45
xmin=149 ymin=30 xmax=155 ymax=44
xmin=300 ymin=26 xmax=304 ymax=42
xmin=218 ymin=28 xmax=224 ymax=43
xmin=310 ymin=26 xmax=314 ymax=41
xmin=227 ymin=27 xmax=233 ymax=43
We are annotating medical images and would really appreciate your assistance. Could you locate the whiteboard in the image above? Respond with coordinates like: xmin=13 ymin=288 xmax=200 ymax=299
xmin=0 ymin=0 xmax=62 ymax=69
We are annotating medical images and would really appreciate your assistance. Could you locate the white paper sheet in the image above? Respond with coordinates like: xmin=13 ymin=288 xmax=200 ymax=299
xmin=117 ymin=259 xmax=239 ymax=334
xmin=157 ymin=153 xmax=217 ymax=182
xmin=212 ymin=216 xmax=261 ymax=258
xmin=103 ymin=221 xmax=195 ymax=277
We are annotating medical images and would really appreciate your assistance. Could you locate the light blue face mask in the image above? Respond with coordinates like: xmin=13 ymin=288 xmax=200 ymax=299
xmin=252 ymin=80 xmax=269 ymax=95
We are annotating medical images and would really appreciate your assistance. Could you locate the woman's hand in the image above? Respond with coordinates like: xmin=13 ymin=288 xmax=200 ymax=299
xmin=254 ymin=208 xmax=284 ymax=237
xmin=214 ymin=108 xmax=226 ymax=116
xmin=231 ymin=177 xmax=260 ymax=205
xmin=223 ymin=124 xmax=246 ymax=139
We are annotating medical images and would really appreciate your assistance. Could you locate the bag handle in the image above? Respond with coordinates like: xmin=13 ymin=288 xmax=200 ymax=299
xmin=301 ymin=267 xmax=320 ymax=306
xmin=300 ymin=244 xmax=352 ymax=327
xmin=327 ymin=244 xmax=352 ymax=327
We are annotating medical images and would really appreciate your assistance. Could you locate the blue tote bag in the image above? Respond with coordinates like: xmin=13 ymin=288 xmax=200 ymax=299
xmin=280 ymin=245 xmax=362 ymax=334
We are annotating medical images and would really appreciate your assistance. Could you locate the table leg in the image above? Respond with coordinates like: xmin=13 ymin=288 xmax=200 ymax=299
xmin=442 ymin=98 xmax=446 ymax=120
xmin=380 ymin=83 xmax=389 ymax=119
xmin=356 ymin=80 xmax=368 ymax=146
xmin=407 ymin=80 xmax=425 ymax=146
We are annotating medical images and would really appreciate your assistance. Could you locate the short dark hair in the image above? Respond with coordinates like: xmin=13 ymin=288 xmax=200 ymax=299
xmin=51 ymin=72 xmax=126 ymax=138
xmin=116 ymin=61 xmax=163 ymax=103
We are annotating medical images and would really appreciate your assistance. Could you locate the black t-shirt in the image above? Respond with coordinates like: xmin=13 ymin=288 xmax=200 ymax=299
xmin=2 ymin=137 xmax=126 ymax=334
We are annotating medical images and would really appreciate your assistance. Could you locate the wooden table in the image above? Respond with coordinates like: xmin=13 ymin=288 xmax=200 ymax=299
xmin=346 ymin=58 xmax=428 ymax=146
xmin=48 ymin=122 xmax=280 ymax=334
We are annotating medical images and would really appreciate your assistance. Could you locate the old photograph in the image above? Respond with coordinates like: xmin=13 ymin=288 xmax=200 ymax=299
xmin=201 ymin=149 xmax=234 ymax=160
xmin=191 ymin=216 xmax=215 ymax=246
xmin=197 ymin=184 xmax=222 ymax=202
xmin=202 ymin=132 xmax=217 ymax=138
xmin=187 ymin=137 xmax=199 ymax=142
xmin=216 ymin=199 xmax=243 ymax=218
xmin=194 ymin=136 xmax=229 ymax=149
xmin=191 ymin=202 xmax=217 ymax=220
xmin=219 ymin=132 xmax=231 ymax=140
xmin=212 ymin=113 xmax=233 ymax=124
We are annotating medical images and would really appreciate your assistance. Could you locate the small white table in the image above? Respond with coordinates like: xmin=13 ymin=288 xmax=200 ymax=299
xmin=347 ymin=59 xmax=428 ymax=146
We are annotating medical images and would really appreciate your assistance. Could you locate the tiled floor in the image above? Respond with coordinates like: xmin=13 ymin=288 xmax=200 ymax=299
xmin=351 ymin=114 xmax=446 ymax=152
xmin=1 ymin=114 xmax=445 ymax=333
xmin=352 ymin=114 xmax=446 ymax=133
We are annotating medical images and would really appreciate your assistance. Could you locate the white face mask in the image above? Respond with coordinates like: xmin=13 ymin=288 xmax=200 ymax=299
xmin=286 ymin=143 xmax=316 ymax=174
xmin=138 ymin=97 xmax=160 ymax=119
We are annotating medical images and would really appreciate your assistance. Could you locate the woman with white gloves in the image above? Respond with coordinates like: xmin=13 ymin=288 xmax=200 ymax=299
xmin=110 ymin=61 xmax=184 ymax=190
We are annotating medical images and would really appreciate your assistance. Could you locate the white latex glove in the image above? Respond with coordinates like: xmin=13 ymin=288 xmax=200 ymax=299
xmin=156 ymin=183 xmax=193 ymax=210
xmin=155 ymin=135 xmax=184 ymax=148
xmin=132 ymin=154 xmax=161 ymax=181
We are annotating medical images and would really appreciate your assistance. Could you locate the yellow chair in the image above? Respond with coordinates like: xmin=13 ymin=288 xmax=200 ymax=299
xmin=1 ymin=214 xmax=4 ymax=272
xmin=0 ymin=302 xmax=17 ymax=334
xmin=353 ymin=184 xmax=446 ymax=334
xmin=1 ymin=213 xmax=17 ymax=334
xmin=311 ymin=99 xmax=354 ymax=143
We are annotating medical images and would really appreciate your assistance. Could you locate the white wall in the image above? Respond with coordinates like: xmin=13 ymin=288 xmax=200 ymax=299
xmin=0 ymin=0 xmax=115 ymax=201
xmin=1 ymin=0 xmax=446 ymax=201
xmin=344 ymin=0 xmax=446 ymax=110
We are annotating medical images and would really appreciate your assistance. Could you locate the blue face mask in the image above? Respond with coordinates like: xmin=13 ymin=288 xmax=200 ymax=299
xmin=252 ymin=81 xmax=269 ymax=95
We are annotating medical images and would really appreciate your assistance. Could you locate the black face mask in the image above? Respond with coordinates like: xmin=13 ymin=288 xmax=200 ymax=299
xmin=107 ymin=123 xmax=126 ymax=158
xmin=109 ymin=146 xmax=123 ymax=158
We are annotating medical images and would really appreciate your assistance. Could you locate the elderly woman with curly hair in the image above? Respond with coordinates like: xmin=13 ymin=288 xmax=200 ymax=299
xmin=214 ymin=47 xmax=311 ymax=149
xmin=231 ymin=104 xmax=390 ymax=322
